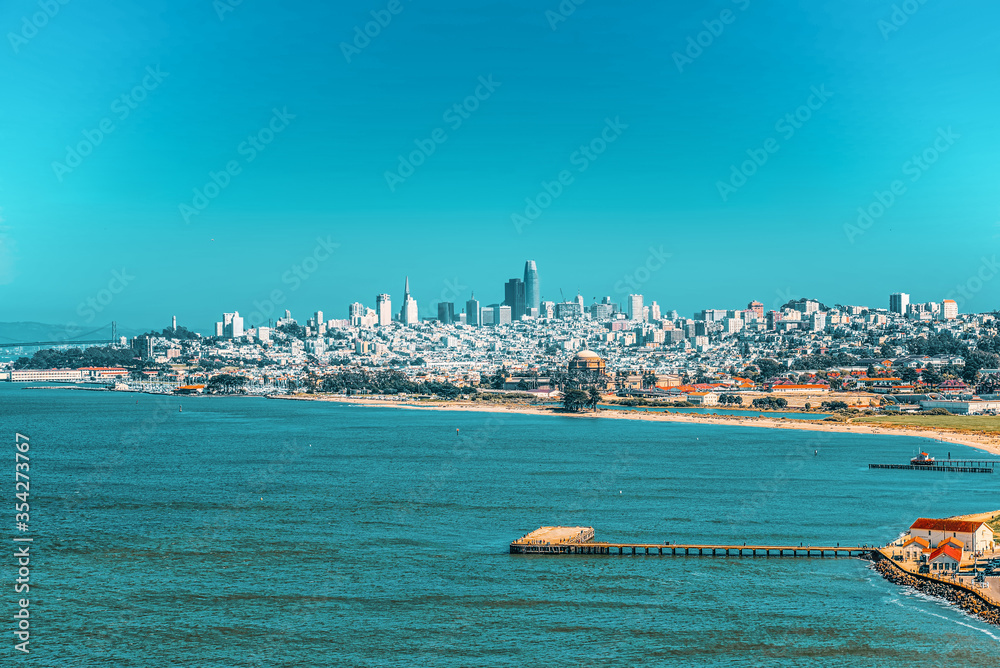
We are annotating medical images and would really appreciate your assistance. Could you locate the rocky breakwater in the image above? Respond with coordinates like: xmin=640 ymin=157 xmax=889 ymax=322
xmin=872 ymin=557 xmax=1000 ymax=626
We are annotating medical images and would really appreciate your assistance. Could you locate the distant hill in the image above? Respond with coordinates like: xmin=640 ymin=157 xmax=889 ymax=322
xmin=0 ymin=321 xmax=144 ymax=344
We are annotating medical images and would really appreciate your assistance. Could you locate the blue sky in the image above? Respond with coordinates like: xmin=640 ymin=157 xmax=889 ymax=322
xmin=1 ymin=0 xmax=998 ymax=332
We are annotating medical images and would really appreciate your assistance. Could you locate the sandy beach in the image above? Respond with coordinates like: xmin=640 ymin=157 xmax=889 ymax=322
xmin=275 ymin=395 xmax=1000 ymax=457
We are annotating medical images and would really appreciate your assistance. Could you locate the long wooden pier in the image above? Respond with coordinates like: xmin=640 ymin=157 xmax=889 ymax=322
xmin=509 ymin=527 xmax=873 ymax=558
xmin=868 ymin=463 xmax=993 ymax=474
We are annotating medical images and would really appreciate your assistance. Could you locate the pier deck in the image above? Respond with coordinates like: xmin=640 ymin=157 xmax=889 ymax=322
xmin=868 ymin=463 xmax=993 ymax=473
xmin=510 ymin=527 xmax=872 ymax=557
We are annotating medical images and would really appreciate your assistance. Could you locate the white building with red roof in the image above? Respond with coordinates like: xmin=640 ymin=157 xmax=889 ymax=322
xmin=908 ymin=518 xmax=994 ymax=552
xmin=928 ymin=544 xmax=962 ymax=572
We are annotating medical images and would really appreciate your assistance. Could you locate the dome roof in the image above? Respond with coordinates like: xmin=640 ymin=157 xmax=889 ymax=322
xmin=574 ymin=350 xmax=601 ymax=359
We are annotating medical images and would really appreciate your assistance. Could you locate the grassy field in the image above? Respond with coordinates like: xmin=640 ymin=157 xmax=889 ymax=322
xmin=852 ymin=414 xmax=1000 ymax=434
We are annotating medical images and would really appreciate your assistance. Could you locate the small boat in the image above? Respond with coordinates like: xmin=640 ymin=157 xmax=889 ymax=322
xmin=911 ymin=452 xmax=935 ymax=466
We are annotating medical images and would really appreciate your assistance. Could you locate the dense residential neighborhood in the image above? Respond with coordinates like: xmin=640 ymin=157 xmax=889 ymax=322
xmin=4 ymin=285 xmax=1000 ymax=415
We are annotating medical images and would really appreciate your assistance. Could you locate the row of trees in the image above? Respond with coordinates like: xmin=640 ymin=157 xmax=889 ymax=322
xmin=206 ymin=374 xmax=248 ymax=394
xmin=13 ymin=346 xmax=149 ymax=370
xmin=751 ymin=397 xmax=789 ymax=410
xmin=717 ymin=394 xmax=744 ymax=406
xmin=315 ymin=368 xmax=474 ymax=399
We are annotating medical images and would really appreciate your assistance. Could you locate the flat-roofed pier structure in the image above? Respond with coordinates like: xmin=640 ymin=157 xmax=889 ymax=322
xmin=510 ymin=526 xmax=595 ymax=554
xmin=510 ymin=527 xmax=873 ymax=558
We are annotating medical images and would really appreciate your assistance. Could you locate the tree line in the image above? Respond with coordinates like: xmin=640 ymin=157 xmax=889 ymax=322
xmin=13 ymin=346 xmax=147 ymax=370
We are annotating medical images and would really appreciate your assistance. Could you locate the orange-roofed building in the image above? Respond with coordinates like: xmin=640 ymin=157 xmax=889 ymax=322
xmin=928 ymin=544 xmax=962 ymax=572
xmin=938 ymin=537 xmax=964 ymax=551
xmin=900 ymin=536 xmax=930 ymax=562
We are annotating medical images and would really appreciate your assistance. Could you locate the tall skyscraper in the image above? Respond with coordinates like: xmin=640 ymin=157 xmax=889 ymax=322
xmin=889 ymin=293 xmax=909 ymax=315
xmin=942 ymin=299 xmax=958 ymax=320
xmin=523 ymin=260 xmax=540 ymax=317
xmin=627 ymin=294 xmax=644 ymax=321
xmin=376 ymin=294 xmax=392 ymax=327
xmin=466 ymin=293 xmax=481 ymax=327
xmin=399 ymin=277 xmax=418 ymax=325
xmin=437 ymin=302 xmax=455 ymax=325
xmin=223 ymin=312 xmax=244 ymax=338
xmin=504 ymin=278 xmax=526 ymax=320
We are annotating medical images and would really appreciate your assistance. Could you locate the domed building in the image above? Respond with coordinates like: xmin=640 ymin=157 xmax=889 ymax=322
xmin=568 ymin=350 xmax=606 ymax=375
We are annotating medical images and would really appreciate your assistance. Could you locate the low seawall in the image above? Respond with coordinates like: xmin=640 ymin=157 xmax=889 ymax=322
xmin=872 ymin=552 xmax=1000 ymax=626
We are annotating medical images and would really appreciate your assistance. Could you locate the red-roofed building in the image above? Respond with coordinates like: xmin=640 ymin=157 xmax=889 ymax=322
xmin=909 ymin=518 xmax=994 ymax=552
xmin=928 ymin=544 xmax=962 ymax=572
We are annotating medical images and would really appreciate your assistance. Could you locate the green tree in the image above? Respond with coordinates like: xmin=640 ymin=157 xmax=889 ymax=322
xmin=562 ymin=389 xmax=589 ymax=412
xmin=755 ymin=359 xmax=783 ymax=380
xmin=587 ymin=387 xmax=602 ymax=411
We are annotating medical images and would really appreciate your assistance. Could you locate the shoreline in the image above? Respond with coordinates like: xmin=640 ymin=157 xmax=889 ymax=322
xmin=274 ymin=394 xmax=1000 ymax=456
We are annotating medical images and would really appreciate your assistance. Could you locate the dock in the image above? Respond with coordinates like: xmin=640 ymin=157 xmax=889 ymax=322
xmin=509 ymin=527 xmax=872 ymax=558
xmin=868 ymin=463 xmax=994 ymax=474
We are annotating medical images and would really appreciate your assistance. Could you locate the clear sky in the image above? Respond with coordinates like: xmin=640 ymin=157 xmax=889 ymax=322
xmin=1 ymin=0 xmax=998 ymax=333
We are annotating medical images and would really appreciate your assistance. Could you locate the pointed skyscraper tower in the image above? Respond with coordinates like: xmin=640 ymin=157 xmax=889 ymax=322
xmin=523 ymin=260 xmax=540 ymax=317
xmin=399 ymin=276 xmax=418 ymax=325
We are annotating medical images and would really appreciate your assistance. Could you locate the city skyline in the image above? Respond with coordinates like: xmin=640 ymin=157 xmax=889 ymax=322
xmin=1 ymin=254 xmax=991 ymax=337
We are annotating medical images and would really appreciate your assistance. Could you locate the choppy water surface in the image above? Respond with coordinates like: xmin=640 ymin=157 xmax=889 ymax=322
xmin=3 ymin=383 xmax=998 ymax=666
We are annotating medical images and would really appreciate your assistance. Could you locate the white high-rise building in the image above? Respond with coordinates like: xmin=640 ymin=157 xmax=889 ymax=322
xmin=627 ymin=294 xmax=644 ymax=321
xmin=349 ymin=302 xmax=365 ymax=326
xmin=222 ymin=312 xmax=244 ymax=338
xmin=889 ymin=293 xmax=909 ymax=315
xmin=376 ymin=294 xmax=392 ymax=327
xmin=942 ymin=299 xmax=958 ymax=320
xmin=649 ymin=301 xmax=661 ymax=321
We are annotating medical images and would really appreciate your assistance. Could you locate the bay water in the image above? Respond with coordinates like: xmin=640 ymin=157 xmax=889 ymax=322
xmin=3 ymin=383 xmax=999 ymax=666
